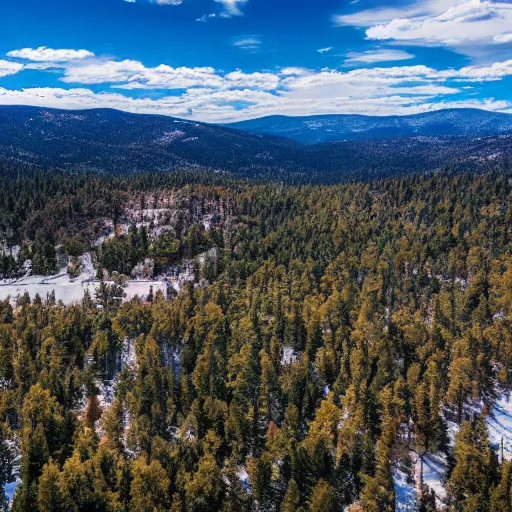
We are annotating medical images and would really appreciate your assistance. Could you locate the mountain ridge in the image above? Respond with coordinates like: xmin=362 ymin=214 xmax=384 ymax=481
xmin=223 ymin=108 xmax=512 ymax=144
xmin=0 ymin=105 xmax=511 ymax=183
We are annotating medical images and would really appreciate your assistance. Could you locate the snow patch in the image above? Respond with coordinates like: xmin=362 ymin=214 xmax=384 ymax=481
xmin=0 ymin=252 xmax=98 ymax=305
xmin=485 ymin=390 xmax=512 ymax=461
xmin=4 ymin=478 xmax=21 ymax=506
xmin=236 ymin=466 xmax=251 ymax=493
xmin=123 ymin=280 xmax=167 ymax=301
xmin=394 ymin=466 xmax=417 ymax=512
xmin=416 ymin=452 xmax=448 ymax=505
xmin=281 ymin=346 xmax=298 ymax=365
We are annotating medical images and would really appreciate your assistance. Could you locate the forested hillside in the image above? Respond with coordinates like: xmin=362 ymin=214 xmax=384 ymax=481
xmin=1 ymin=106 xmax=511 ymax=183
xmin=224 ymin=109 xmax=512 ymax=144
xmin=1 ymin=162 xmax=512 ymax=511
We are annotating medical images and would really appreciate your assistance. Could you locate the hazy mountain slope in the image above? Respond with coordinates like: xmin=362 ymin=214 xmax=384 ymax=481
xmin=224 ymin=109 xmax=512 ymax=144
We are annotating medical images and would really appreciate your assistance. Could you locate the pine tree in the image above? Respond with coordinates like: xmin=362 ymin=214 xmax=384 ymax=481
xmin=448 ymin=416 xmax=498 ymax=509
xmin=131 ymin=457 xmax=171 ymax=512
xmin=489 ymin=460 xmax=512 ymax=512
xmin=281 ymin=479 xmax=302 ymax=512
xmin=37 ymin=460 xmax=66 ymax=512
xmin=308 ymin=479 xmax=335 ymax=512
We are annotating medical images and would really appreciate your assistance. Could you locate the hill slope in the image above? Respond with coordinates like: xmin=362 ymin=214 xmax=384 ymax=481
xmin=0 ymin=105 xmax=511 ymax=182
xmin=0 ymin=105 xmax=308 ymax=179
xmin=224 ymin=109 xmax=512 ymax=144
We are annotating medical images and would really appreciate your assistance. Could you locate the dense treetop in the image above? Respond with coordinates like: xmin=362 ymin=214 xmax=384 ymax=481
xmin=1 ymin=162 xmax=512 ymax=511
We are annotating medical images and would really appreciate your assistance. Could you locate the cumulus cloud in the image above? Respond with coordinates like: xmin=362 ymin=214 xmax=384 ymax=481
xmin=3 ymin=47 xmax=512 ymax=122
xmin=452 ymin=59 xmax=512 ymax=81
xmin=62 ymin=60 xmax=227 ymax=89
xmin=0 ymin=85 xmax=509 ymax=123
xmin=317 ymin=47 xmax=333 ymax=53
xmin=0 ymin=60 xmax=23 ymax=78
xmin=279 ymin=67 xmax=312 ymax=76
xmin=224 ymin=70 xmax=280 ymax=90
xmin=494 ymin=33 xmax=512 ymax=44
xmin=335 ymin=0 xmax=512 ymax=54
xmin=7 ymin=47 xmax=95 ymax=62
xmin=343 ymin=49 xmax=415 ymax=65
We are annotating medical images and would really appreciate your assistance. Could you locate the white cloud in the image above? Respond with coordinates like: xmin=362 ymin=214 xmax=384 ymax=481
xmin=0 ymin=60 xmax=23 ymax=78
xmin=279 ymin=67 xmax=312 ymax=76
xmin=224 ymin=70 xmax=280 ymax=90
xmin=494 ymin=33 xmax=512 ymax=44
xmin=3 ymin=47 xmax=512 ymax=122
xmin=344 ymin=49 xmax=415 ymax=65
xmin=62 ymin=60 xmax=226 ymax=89
xmin=196 ymin=13 xmax=217 ymax=22
xmin=335 ymin=0 xmax=512 ymax=54
xmin=215 ymin=0 xmax=247 ymax=16
xmin=334 ymin=0 xmax=455 ymax=27
xmin=124 ymin=0 xmax=182 ymax=4
xmin=231 ymin=37 xmax=261 ymax=50
xmin=0 ymin=85 xmax=509 ymax=123
xmin=453 ymin=59 xmax=512 ymax=81
xmin=61 ymin=60 xmax=147 ymax=84
xmin=318 ymin=47 xmax=333 ymax=53
xmin=7 ymin=47 xmax=95 ymax=62
xmin=58 ymin=58 xmax=283 ymax=91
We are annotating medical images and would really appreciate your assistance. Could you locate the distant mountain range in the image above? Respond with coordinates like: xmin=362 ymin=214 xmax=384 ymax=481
xmin=0 ymin=105 xmax=511 ymax=183
xmin=224 ymin=109 xmax=512 ymax=144
xmin=0 ymin=105 xmax=307 ymax=179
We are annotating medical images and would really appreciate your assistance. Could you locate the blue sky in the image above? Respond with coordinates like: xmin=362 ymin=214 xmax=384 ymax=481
xmin=0 ymin=0 xmax=511 ymax=121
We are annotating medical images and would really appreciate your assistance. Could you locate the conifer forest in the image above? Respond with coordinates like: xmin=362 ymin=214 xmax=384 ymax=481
xmin=1 ymin=157 xmax=512 ymax=512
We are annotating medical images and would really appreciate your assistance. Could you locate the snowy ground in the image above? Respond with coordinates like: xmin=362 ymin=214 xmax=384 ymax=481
xmin=0 ymin=252 xmax=174 ymax=305
xmin=415 ymin=452 xmax=448 ymax=505
xmin=236 ymin=466 xmax=251 ymax=493
xmin=4 ymin=479 xmax=21 ymax=506
xmin=406 ymin=387 xmax=512 ymax=509
xmin=3 ymin=435 xmax=21 ymax=508
xmin=0 ymin=244 xmax=20 ymax=260
xmin=123 ymin=280 xmax=167 ymax=301
xmin=95 ymin=337 xmax=137 ymax=440
xmin=0 ymin=253 xmax=98 ymax=305
xmin=485 ymin=390 xmax=512 ymax=460
xmin=394 ymin=467 xmax=417 ymax=512
xmin=281 ymin=346 xmax=298 ymax=365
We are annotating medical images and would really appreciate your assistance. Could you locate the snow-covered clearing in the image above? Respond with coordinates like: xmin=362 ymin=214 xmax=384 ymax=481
xmin=123 ymin=280 xmax=167 ymax=301
xmin=0 ymin=252 xmax=174 ymax=305
xmin=0 ymin=253 xmax=98 ymax=305
xmin=97 ymin=337 xmax=137 ymax=410
xmin=0 ymin=245 xmax=20 ymax=260
xmin=236 ymin=466 xmax=251 ymax=493
xmin=3 ymin=435 xmax=21 ymax=508
xmin=95 ymin=337 xmax=137 ymax=441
